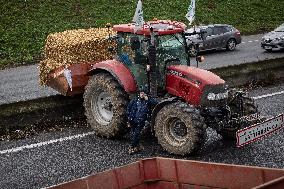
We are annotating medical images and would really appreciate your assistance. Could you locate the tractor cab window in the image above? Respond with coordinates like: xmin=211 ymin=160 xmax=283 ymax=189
xmin=116 ymin=32 xmax=148 ymax=66
xmin=156 ymin=33 xmax=188 ymax=67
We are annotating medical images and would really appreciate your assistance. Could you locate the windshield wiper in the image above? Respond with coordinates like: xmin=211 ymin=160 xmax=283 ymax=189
xmin=172 ymin=34 xmax=183 ymax=45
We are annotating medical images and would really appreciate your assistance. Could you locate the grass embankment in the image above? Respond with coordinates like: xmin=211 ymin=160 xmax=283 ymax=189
xmin=0 ymin=0 xmax=283 ymax=68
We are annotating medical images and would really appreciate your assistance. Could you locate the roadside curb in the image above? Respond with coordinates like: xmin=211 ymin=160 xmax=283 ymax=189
xmin=1 ymin=57 xmax=284 ymax=130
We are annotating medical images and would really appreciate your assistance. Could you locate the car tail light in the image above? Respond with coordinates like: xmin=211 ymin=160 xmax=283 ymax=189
xmin=236 ymin=30 xmax=241 ymax=35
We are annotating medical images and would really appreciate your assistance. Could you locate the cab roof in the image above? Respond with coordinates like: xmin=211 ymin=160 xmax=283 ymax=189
xmin=113 ymin=20 xmax=186 ymax=36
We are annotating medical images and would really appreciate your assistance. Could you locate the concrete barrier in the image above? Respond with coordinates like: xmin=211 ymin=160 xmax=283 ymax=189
xmin=211 ymin=57 xmax=284 ymax=87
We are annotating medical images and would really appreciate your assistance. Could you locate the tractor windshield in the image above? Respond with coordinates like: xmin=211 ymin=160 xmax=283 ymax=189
xmin=156 ymin=33 xmax=188 ymax=66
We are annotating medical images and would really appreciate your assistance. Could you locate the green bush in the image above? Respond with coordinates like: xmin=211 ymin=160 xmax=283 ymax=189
xmin=0 ymin=0 xmax=283 ymax=67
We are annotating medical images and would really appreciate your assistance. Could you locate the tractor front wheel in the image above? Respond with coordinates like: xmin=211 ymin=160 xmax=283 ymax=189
xmin=154 ymin=102 xmax=205 ymax=155
xmin=84 ymin=73 xmax=129 ymax=138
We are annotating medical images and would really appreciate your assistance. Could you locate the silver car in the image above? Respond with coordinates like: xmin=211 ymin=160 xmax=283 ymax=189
xmin=261 ymin=23 xmax=284 ymax=52
xmin=186 ymin=24 xmax=242 ymax=56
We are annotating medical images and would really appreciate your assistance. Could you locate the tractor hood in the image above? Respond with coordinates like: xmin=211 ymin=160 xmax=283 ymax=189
xmin=166 ymin=65 xmax=226 ymax=106
xmin=168 ymin=65 xmax=225 ymax=87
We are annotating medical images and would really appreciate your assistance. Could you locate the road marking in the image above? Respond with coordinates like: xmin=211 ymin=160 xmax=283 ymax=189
xmin=242 ymin=40 xmax=259 ymax=44
xmin=253 ymin=90 xmax=284 ymax=100
xmin=0 ymin=131 xmax=95 ymax=155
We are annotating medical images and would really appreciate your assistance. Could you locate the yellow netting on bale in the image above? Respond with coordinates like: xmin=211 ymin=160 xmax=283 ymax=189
xmin=39 ymin=28 xmax=117 ymax=85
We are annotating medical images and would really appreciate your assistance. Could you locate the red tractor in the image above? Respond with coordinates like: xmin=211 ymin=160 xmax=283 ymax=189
xmin=47 ymin=20 xmax=259 ymax=155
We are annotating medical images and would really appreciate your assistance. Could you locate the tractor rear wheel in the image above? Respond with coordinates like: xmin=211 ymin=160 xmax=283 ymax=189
xmin=84 ymin=73 xmax=129 ymax=138
xmin=154 ymin=102 xmax=205 ymax=155
xmin=218 ymin=96 xmax=258 ymax=139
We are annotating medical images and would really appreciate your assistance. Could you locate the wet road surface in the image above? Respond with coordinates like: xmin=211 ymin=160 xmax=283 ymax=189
xmin=0 ymin=83 xmax=283 ymax=189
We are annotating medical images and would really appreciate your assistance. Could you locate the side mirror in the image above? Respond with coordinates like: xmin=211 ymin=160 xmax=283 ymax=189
xmin=130 ymin=36 xmax=141 ymax=50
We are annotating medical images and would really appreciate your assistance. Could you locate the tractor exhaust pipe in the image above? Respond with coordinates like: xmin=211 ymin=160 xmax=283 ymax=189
xmin=148 ymin=27 xmax=158 ymax=97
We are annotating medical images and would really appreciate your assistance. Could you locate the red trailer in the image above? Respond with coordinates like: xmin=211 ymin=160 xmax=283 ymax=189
xmin=47 ymin=157 xmax=284 ymax=189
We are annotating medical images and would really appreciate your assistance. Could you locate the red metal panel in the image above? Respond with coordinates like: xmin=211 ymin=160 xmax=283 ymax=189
xmin=91 ymin=60 xmax=137 ymax=93
xmin=48 ymin=178 xmax=88 ymax=189
xmin=115 ymin=162 xmax=143 ymax=189
xmin=146 ymin=181 xmax=179 ymax=189
xmin=253 ymin=176 xmax=284 ymax=189
xmin=130 ymin=184 xmax=147 ymax=189
xmin=68 ymin=63 xmax=93 ymax=95
xmin=175 ymin=160 xmax=275 ymax=189
xmin=168 ymin=65 xmax=225 ymax=87
xmin=46 ymin=157 xmax=284 ymax=189
xmin=156 ymin=158 xmax=177 ymax=182
xmin=47 ymin=74 xmax=69 ymax=95
xmin=141 ymin=158 xmax=159 ymax=181
xmin=166 ymin=74 xmax=202 ymax=106
xmin=47 ymin=63 xmax=93 ymax=96
xmin=113 ymin=20 xmax=186 ymax=36
xmin=87 ymin=170 xmax=119 ymax=189
xmin=263 ymin=169 xmax=284 ymax=184
xmin=180 ymin=184 xmax=222 ymax=189
xmin=166 ymin=65 xmax=224 ymax=106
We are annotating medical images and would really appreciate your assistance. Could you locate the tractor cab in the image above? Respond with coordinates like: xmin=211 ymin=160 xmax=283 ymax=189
xmin=112 ymin=20 xmax=189 ymax=92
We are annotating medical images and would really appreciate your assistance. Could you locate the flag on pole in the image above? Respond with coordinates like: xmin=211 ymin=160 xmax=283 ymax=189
xmin=185 ymin=0 xmax=195 ymax=25
xmin=63 ymin=68 xmax=73 ymax=91
xmin=132 ymin=0 xmax=144 ymax=32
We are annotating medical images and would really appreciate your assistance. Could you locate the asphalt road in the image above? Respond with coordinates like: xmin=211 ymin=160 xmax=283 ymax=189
xmin=0 ymin=34 xmax=283 ymax=105
xmin=0 ymin=83 xmax=283 ymax=189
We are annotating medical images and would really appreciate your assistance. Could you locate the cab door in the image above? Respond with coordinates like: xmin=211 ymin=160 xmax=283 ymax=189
xmin=117 ymin=33 xmax=148 ymax=90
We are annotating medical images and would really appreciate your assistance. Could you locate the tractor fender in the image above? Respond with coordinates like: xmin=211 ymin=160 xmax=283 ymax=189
xmin=88 ymin=60 xmax=137 ymax=93
xmin=150 ymin=97 xmax=179 ymax=129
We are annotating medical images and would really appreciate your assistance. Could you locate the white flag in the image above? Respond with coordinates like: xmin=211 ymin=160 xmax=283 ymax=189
xmin=132 ymin=0 xmax=144 ymax=32
xmin=185 ymin=0 xmax=195 ymax=25
xmin=63 ymin=68 xmax=72 ymax=91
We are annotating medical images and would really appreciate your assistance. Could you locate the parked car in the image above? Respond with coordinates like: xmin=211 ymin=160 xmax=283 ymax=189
xmin=261 ymin=23 xmax=284 ymax=52
xmin=186 ymin=24 xmax=242 ymax=56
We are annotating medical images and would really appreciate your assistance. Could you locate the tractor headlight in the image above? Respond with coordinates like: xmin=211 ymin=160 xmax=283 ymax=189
xmin=207 ymin=91 xmax=228 ymax=101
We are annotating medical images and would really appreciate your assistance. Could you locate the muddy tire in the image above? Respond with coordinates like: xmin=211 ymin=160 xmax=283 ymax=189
xmin=84 ymin=73 xmax=129 ymax=138
xmin=219 ymin=96 xmax=258 ymax=139
xmin=154 ymin=102 xmax=205 ymax=155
